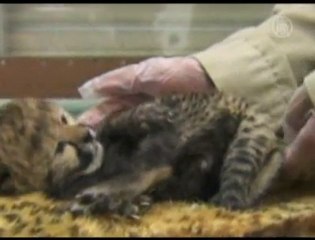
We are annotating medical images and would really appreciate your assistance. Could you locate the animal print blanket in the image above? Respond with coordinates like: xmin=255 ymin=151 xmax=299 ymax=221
xmin=1 ymin=184 xmax=315 ymax=237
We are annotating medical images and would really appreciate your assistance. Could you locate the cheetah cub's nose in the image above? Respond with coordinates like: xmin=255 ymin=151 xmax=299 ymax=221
xmin=83 ymin=128 xmax=97 ymax=143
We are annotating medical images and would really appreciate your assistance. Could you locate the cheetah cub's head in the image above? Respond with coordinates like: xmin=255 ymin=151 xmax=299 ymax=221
xmin=0 ymin=98 xmax=103 ymax=197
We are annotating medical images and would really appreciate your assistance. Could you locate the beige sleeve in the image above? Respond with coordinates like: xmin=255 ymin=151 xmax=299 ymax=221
xmin=192 ymin=4 xmax=315 ymax=127
xmin=304 ymin=70 xmax=315 ymax=105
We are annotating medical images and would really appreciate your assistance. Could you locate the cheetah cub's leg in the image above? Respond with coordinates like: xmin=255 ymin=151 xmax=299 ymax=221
xmin=73 ymin=103 xmax=178 ymax=218
xmin=68 ymin=166 xmax=172 ymax=219
xmin=68 ymin=129 xmax=178 ymax=218
xmin=210 ymin=114 xmax=283 ymax=210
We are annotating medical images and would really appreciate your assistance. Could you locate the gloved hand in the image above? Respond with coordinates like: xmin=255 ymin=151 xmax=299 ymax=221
xmin=282 ymin=84 xmax=315 ymax=180
xmin=77 ymin=56 xmax=215 ymax=128
xmin=282 ymin=85 xmax=314 ymax=144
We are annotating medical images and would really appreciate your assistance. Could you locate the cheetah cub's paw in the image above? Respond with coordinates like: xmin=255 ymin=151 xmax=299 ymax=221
xmin=210 ymin=192 xmax=248 ymax=211
xmin=67 ymin=189 xmax=153 ymax=220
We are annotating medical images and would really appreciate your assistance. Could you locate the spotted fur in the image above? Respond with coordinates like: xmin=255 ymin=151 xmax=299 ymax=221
xmin=51 ymin=91 xmax=285 ymax=217
xmin=0 ymin=98 xmax=98 ymax=195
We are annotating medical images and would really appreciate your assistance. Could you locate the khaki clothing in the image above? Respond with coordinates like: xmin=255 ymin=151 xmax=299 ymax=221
xmin=193 ymin=4 xmax=315 ymax=129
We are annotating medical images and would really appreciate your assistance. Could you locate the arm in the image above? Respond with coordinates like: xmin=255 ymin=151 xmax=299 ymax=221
xmin=194 ymin=4 xmax=315 ymax=129
xmin=78 ymin=4 xmax=315 ymax=132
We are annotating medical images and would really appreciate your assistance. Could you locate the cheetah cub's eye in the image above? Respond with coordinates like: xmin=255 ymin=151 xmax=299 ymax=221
xmin=54 ymin=141 xmax=68 ymax=156
xmin=61 ymin=114 xmax=68 ymax=124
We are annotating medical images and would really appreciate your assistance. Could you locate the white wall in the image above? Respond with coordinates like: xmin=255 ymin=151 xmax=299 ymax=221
xmin=1 ymin=4 xmax=273 ymax=57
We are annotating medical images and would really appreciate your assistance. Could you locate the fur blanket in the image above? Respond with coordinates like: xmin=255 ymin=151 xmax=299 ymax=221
xmin=1 ymin=184 xmax=315 ymax=237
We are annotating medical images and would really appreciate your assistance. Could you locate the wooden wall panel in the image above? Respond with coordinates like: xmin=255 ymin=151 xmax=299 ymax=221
xmin=0 ymin=57 xmax=146 ymax=98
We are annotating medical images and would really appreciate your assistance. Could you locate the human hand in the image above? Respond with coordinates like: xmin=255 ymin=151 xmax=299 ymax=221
xmin=282 ymin=85 xmax=315 ymax=181
xmin=283 ymin=112 xmax=315 ymax=181
xmin=77 ymin=56 xmax=215 ymax=128
xmin=282 ymin=85 xmax=314 ymax=144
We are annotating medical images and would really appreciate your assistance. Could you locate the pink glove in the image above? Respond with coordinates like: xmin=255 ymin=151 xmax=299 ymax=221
xmin=282 ymin=85 xmax=315 ymax=180
xmin=78 ymin=56 xmax=215 ymax=128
